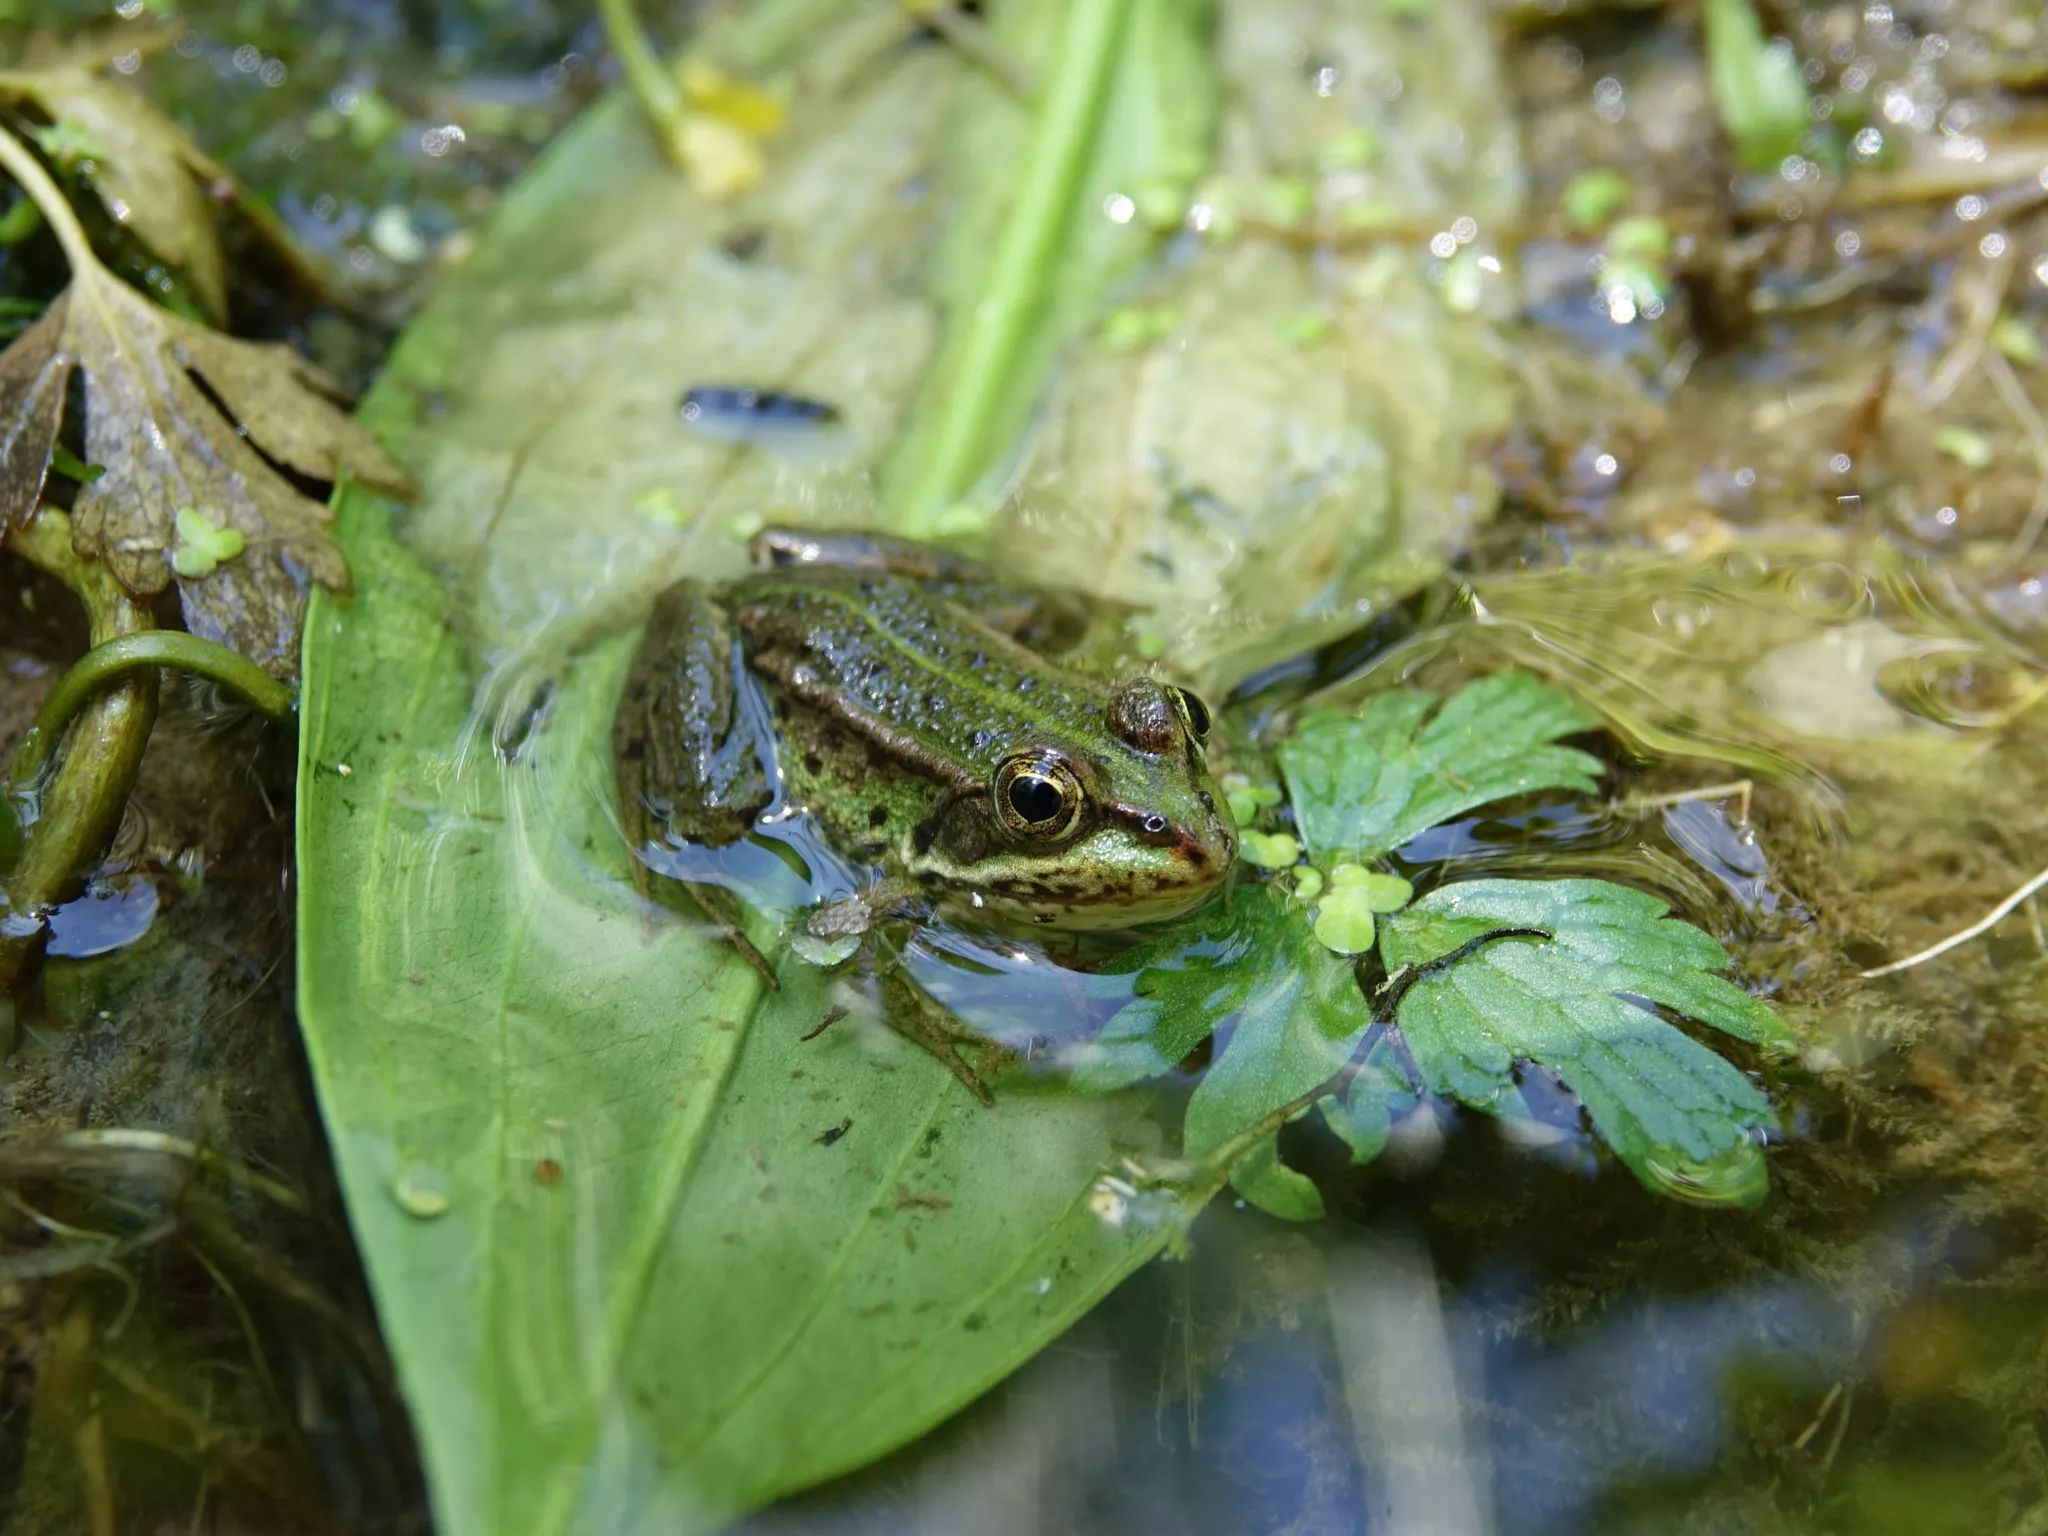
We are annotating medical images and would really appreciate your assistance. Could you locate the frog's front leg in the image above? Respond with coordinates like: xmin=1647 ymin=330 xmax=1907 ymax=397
xmin=877 ymin=959 xmax=1022 ymax=1108
xmin=800 ymin=887 xmax=1020 ymax=1105
xmin=614 ymin=580 xmax=778 ymax=984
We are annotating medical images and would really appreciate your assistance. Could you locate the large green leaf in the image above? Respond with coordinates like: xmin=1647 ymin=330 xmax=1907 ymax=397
xmin=295 ymin=4 xmax=1202 ymax=1529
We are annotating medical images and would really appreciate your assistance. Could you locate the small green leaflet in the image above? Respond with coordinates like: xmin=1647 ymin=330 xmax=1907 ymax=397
xmin=1380 ymin=879 xmax=1794 ymax=1206
xmin=1277 ymin=672 xmax=1603 ymax=862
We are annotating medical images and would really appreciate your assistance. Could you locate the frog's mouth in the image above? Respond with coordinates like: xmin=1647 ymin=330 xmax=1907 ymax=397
xmin=934 ymin=824 xmax=1233 ymax=931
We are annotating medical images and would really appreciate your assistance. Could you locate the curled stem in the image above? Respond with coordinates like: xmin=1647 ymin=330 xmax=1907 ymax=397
xmin=0 ymin=115 xmax=100 ymax=274
xmin=12 ymin=631 xmax=294 ymax=789
xmin=2 ymin=512 xmax=156 ymax=999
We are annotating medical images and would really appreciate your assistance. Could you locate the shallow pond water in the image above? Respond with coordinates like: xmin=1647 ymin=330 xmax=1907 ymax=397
xmin=7 ymin=0 xmax=2048 ymax=1531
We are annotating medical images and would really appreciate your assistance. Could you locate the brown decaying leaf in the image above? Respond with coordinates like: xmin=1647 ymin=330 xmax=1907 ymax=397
xmin=0 ymin=263 xmax=413 ymax=676
xmin=0 ymin=65 xmax=230 ymax=322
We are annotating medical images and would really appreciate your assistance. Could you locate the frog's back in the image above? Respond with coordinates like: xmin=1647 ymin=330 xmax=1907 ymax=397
xmin=728 ymin=566 xmax=1112 ymax=783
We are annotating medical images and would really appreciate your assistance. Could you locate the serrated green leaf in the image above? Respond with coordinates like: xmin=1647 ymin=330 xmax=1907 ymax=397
xmin=1380 ymin=878 xmax=1794 ymax=1050
xmin=1278 ymin=673 xmax=1603 ymax=862
xmin=1380 ymin=879 xmax=1792 ymax=1205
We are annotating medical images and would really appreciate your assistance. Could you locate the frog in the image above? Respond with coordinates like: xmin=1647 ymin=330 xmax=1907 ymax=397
xmin=612 ymin=527 xmax=1240 ymax=1101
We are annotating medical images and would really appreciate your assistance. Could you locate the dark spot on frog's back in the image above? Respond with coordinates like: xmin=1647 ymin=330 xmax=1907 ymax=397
xmin=869 ymin=805 xmax=889 ymax=828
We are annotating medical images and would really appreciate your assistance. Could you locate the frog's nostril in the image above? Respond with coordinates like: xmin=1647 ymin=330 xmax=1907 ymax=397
xmin=1142 ymin=813 xmax=1169 ymax=835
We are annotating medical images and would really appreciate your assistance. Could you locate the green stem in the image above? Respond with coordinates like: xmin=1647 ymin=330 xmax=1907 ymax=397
xmin=11 ymin=632 xmax=293 ymax=789
xmin=2 ymin=513 xmax=155 ymax=998
xmin=592 ymin=0 xmax=691 ymax=167
xmin=0 ymin=116 xmax=100 ymax=274
xmin=886 ymin=0 xmax=1134 ymax=534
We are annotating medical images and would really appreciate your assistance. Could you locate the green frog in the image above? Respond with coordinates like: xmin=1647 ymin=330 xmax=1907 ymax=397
xmin=612 ymin=528 xmax=1239 ymax=1100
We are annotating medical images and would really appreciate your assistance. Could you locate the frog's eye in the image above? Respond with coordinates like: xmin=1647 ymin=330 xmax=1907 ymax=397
xmin=994 ymin=756 xmax=1084 ymax=840
xmin=1169 ymin=686 xmax=1212 ymax=742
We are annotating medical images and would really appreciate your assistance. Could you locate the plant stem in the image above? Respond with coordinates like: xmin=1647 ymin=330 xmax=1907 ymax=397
xmin=1860 ymin=861 xmax=2048 ymax=979
xmin=1 ymin=512 xmax=156 ymax=999
xmin=12 ymin=632 xmax=294 ymax=788
xmin=592 ymin=0 xmax=691 ymax=167
xmin=886 ymin=0 xmax=1134 ymax=533
xmin=0 ymin=118 xmax=99 ymax=274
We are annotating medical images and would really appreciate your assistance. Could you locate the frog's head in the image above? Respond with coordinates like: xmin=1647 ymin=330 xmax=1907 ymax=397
xmin=909 ymin=677 xmax=1239 ymax=930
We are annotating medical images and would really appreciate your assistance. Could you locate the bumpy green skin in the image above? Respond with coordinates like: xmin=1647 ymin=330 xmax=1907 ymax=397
xmin=615 ymin=531 xmax=1238 ymax=932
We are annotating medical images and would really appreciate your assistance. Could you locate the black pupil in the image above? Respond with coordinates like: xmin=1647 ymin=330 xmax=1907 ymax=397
xmin=1176 ymin=688 xmax=1211 ymax=738
xmin=1008 ymin=773 xmax=1066 ymax=826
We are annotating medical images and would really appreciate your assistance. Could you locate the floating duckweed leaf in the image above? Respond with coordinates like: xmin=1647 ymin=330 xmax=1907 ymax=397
xmin=170 ymin=505 xmax=245 ymax=578
xmin=1314 ymin=865 xmax=1413 ymax=954
xmin=1606 ymin=215 xmax=1671 ymax=260
xmin=1311 ymin=892 xmax=1377 ymax=955
xmin=1279 ymin=673 xmax=1602 ymax=862
xmin=1238 ymin=830 xmax=1301 ymax=868
xmin=1328 ymin=864 xmax=1412 ymax=911
xmin=1380 ymin=878 xmax=1792 ymax=1204
xmin=0 ymin=262 xmax=412 ymax=674
xmin=1223 ymin=778 xmax=1283 ymax=826
xmin=1 ymin=64 xmax=233 ymax=320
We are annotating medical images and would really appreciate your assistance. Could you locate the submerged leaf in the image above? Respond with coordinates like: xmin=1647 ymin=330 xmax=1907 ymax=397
xmin=1279 ymin=673 xmax=1603 ymax=863
xmin=993 ymin=0 xmax=1524 ymax=673
xmin=0 ymin=64 xmax=231 ymax=321
xmin=1380 ymin=878 xmax=1793 ymax=1203
xmin=1078 ymin=887 xmax=1366 ymax=1219
xmin=0 ymin=263 xmax=411 ymax=674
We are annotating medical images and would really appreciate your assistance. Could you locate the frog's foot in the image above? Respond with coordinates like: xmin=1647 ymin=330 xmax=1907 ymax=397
xmin=685 ymin=881 xmax=779 ymax=988
xmin=880 ymin=967 xmax=1021 ymax=1108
